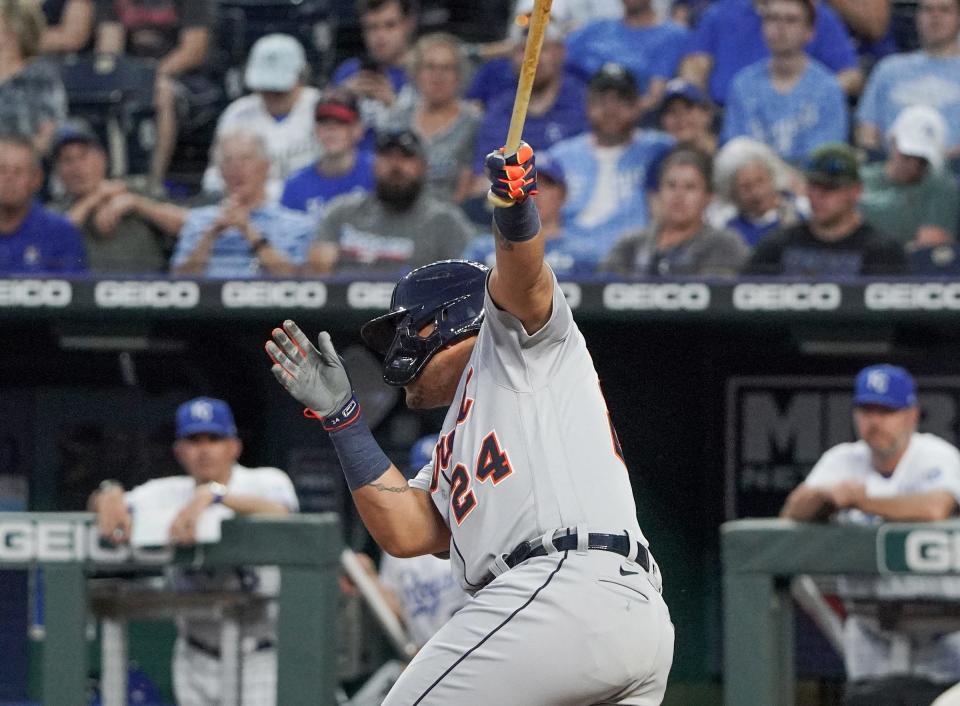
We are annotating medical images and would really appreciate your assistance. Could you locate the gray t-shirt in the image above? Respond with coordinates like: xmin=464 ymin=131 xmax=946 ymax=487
xmin=384 ymin=102 xmax=481 ymax=203
xmin=603 ymin=223 xmax=749 ymax=277
xmin=317 ymin=191 xmax=476 ymax=273
xmin=51 ymin=183 xmax=170 ymax=273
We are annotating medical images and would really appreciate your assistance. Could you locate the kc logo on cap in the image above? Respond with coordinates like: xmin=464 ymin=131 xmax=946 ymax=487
xmin=189 ymin=400 xmax=215 ymax=422
xmin=176 ymin=397 xmax=238 ymax=439
xmin=853 ymin=364 xmax=917 ymax=410
xmin=865 ymin=369 xmax=889 ymax=394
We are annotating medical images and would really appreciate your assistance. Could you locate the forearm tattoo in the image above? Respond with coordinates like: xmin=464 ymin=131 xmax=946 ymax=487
xmin=370 ymin=482 xmax=409 ymax=494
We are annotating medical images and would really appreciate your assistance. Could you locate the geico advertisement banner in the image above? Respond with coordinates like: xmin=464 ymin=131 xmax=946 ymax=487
xmin=725 ymin=376 xmax=960 ymax=520
xmin=879 ymin=526 xmax=960 ymax=574
xmin=0 ymin=517 xmax=170 ymax=564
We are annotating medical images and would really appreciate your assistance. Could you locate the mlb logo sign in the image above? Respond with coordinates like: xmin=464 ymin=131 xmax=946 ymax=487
xmin=725 ymin=376 xmax=960 ymax=519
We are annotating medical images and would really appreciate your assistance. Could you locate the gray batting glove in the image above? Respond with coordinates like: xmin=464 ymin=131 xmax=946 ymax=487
xmin=265 ymin=320 xmax=352 ymax=417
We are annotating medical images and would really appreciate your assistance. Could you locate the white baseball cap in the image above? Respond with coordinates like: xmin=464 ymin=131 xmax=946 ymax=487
xmin=888 ymin=104 xmax=948 ymax=172
xmin=244 ymin=34 xmax=306 ymax=92
xmin=510 ymin=0 xmax=572 ymax=42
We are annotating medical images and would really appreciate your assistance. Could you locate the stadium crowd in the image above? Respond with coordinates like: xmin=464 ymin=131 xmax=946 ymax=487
xmin=1 ymin=0 xmax=959 ymax=279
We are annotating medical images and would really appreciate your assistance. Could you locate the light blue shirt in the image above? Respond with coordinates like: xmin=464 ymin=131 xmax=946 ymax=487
xmin=565 ymin=20 xmax=690 ymax=93
xmin=857 ymin=51 xmax=960 ymax=149
xmin=172 ymin=203 xmax=314 ymax=278
xmin=723 ymin=59 xmax=849 ymax=163
xmin=462 ymin=226 xmax=608 ymax=278
xmin=548 ymin=130 xmax=675 ymax=240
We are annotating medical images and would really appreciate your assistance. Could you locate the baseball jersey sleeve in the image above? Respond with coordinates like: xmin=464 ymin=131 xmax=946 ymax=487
xmin=915 ymin=438 xmax=960 ymax=505
xmin=244 ymin=467 xmax=300 ymax=511
xmin=802 ymin=444 xmax=860 ymax=488
xmin=409 ymin=458 xmax=436 ymax=493
xmin=480 ymin=267 xmax=575 ymax=392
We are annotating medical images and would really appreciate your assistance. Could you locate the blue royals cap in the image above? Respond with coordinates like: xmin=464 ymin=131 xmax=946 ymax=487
xmin=660 ymin=78 xmax=712 ymax=111
xmin=853 ymin=365 xmax=917 ymax=410
xmin=175 ymin=397 xmax=238 ymax=439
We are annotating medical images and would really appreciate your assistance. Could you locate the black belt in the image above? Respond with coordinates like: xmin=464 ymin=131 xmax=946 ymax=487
xmin=186 ymin=636 xmax=275 ymax=659
xmin=504 ymin=531 xmax=650 ymax=572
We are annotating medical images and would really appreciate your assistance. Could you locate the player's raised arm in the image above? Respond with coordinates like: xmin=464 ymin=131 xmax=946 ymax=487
xmin=484 ymin=143 xmax=555 ymax=334
xmin=265 ymin=321 xmax=450 ymax=557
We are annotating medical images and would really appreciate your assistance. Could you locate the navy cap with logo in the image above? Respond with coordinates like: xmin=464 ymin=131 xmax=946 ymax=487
xmin=175 ymin=397 xmax=238 ymax=439
xmin=588 ymin=62 xmax=639 ymax=99
xmin=52 ymin=122 xmax=103 ymax=160
xmin=660 ymin=78 xmax=712 ymax=111
xmin=375 ymin=129 xmax=425 ymax=158
xmin=853 ymin=364 xmax=917 ymax=410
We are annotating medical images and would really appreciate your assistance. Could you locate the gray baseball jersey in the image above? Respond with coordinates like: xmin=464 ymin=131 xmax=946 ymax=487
xmin=390 ymin=271 xmax=674 ymax=705
xmin=410 ymin=272 xmax=646 ymax=591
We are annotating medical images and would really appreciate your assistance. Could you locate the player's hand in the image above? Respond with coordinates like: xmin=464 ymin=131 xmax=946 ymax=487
xmin=169 ymin=488 xmax=215 ymax=545
xmin=485 ymin=142 xmax=538 ymax=204
xmin=95 ymin=487 xmax=132 ymax=545
xmin=828 ymin=480 xmax=866 ymax=510
xmin=265 ymin=320 xmax=353 ymax=417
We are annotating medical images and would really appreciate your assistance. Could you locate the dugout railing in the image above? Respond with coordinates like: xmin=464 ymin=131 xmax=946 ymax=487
xmin=0 ymin=512 xmax=341 ymax=706
xmin=722 ymin=518 xmax=960 ymax=706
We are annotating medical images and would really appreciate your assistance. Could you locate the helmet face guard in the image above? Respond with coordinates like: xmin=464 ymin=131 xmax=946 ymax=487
xmin=360 ymin=260 xmax=488 ymax=386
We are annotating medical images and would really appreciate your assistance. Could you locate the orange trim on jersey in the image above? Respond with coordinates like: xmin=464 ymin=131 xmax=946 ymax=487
xmin=429 ymin=441 xmax=441 ymax=493
xmin=436 ymin=428 xmax=455 ymax=471
xmin=475 ymin=430 xmax=514 ymax=485
xmin=450 ymin=463 xmax=477 ymax=525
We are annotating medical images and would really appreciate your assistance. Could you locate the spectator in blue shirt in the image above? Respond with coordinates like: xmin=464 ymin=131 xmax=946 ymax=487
xmin=680 ymin=0 xmax=861 ymax=104
xmin=470 ymin=18 xmax=588 ymax=189
xmin=332 ymin=0 xmax=416 ymax=139
xmin=172 ymin=131 xmax=313 ymax=278
xmin=548 ymin=63 xmax=676 ymax=243
xmin=564 ymin=0 xmax=690 ymax=116
xmin=722 ymin=0 xmax=848 ymax=163
xmin=0 ymin=135 xmax=85 ymax=273
xmin=281 ymin=88 xmax=375 ymax=221
xmin=856 ymin=0 xmax=960 ymax=164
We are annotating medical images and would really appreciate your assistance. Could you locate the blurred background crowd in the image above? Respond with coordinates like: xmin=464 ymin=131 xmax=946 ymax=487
xmin=1 ymin=0 xmax=958 ymax=280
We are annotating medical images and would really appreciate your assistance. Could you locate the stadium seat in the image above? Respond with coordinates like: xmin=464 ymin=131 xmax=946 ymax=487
xmin=215 ymin=0 xmax=336 ymax=81
xmin=57 ymin=54 xmax=158 ymax=178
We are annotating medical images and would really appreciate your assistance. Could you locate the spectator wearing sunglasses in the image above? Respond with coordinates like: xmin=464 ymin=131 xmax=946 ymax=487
xmin=744 ymin=143 xmax=906 ymax=276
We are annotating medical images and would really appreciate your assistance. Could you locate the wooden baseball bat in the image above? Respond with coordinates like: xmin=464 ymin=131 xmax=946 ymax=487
xmin=487 ymin=0 xmax=554 ymax=209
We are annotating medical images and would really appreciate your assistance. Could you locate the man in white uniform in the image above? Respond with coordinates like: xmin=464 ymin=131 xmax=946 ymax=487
xmin=781 ymin=364 xmax=960 ymax=706
xmin=90 ymin=397 xmax=299 ymax=706
xmin=266 ymin=141 xmax=674 ymax=704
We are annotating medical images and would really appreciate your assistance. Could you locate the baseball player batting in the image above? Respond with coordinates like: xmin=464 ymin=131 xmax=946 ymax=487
xmin=265 ymin=136 xmax=674 ymax=703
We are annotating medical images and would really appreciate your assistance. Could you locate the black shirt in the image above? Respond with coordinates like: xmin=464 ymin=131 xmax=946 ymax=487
xmin=743 ymin=220 xmax=907 ymax=277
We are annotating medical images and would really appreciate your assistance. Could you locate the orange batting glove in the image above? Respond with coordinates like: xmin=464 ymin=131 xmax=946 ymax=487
xmin=485 ymin=142 xmax=538 ymax=204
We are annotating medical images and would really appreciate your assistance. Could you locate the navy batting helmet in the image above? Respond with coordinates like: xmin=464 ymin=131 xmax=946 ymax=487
xmin=360 ymin=260 xmax=488 ymax=386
